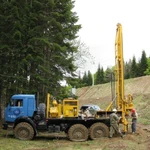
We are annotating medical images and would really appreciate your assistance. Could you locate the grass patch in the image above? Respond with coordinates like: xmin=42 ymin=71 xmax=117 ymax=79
xmin=133 ymin=95 xmax=143 ymax=107
xmin=138 ymin=117 xmax=150 ymax=125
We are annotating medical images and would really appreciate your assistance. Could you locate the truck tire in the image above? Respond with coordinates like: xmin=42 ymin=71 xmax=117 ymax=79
xmin=89 ymin=122 xmax=109 ymax=140
xmin=68 ymin=124 xmax=88 ymax=142
xmin=14 ymin=122 xmax=34 ymax=140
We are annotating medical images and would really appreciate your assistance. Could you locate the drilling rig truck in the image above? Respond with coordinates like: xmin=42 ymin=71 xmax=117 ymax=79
xmin=3 ymin=23 xmax=134 ymax=141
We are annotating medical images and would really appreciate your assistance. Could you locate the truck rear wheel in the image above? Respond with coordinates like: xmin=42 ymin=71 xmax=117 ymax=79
xmin=89 ymin=122 xmax=109 ymax=140
xmin=14 ymin=122 xmax=34 ymax=140
xmin=68 ymin=124 xmax=88 ymax=142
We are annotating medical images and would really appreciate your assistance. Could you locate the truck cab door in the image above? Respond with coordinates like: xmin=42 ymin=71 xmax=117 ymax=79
xmin=5 ymin=99 xmax=24 ymax=122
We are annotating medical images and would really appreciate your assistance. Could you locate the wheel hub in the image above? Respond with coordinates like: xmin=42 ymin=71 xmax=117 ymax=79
xmin=74 ymin=131 xmax=82 ymax=138
xmin=96 ymin=129 xmax=103 ymax=136
xmin=18 ymin=128 xmax=29 ymax=138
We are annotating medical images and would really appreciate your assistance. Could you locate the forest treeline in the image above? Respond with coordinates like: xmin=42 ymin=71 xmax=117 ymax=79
xmin=70 ymin=50 xmax=150 ymax=88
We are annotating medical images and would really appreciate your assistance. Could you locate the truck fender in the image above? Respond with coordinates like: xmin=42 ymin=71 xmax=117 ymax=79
xmin=14 ymin=116 xmax=37 ymax=135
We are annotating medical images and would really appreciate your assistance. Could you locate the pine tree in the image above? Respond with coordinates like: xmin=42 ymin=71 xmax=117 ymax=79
xmin=130 ymin=56 xmax=138 ymax=78
xmin=100 ymin=67 xmax=104 ymax=83
xmin=95 ymin=64 xmax=101 ymax=85
xmin=138 ymin=50 xmax=148 ymax=77
xmin=87 ymin=70 xmax=92 ymax=86
xmin=95 ymin=64 xmax=105 ymax=85
xmin=144 ymin=57 xmax=150 ymax=75
xmin=82 ymin=71 xmax=88 ymax=86
xmin=104 ymin=67 xmax=113 ymax=83
xmin=124 ymin=59 xmax=132 ymax=79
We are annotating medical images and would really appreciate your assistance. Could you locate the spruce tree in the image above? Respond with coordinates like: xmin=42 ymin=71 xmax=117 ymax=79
xmin=130 ymin=56 xmax=138 ymax=78
xmin=100 ymin=67 xmax=104 ymax=83
xmin=87 ymin=70 xmax=92 ymax=86
xmin=104 ymin=67 xmax=113 ymax=83
xmin=82 ymin=71 xmax=88 ymax=86
xmin=144 ymin=57 xmax=150 ymax=75
xmin=138 ymin=50 xmax=148 ymax=77
xmin=95 ymin=64 xmax=101 ymax=85
xmin=124 ymin=60 xmax=132 ymax=79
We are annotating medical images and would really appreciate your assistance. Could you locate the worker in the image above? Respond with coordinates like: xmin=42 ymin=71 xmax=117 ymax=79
xmin=109 ymin=108 xmax=125 ymax=138
xmin=131 ymin=108 xmax=138 ymax=134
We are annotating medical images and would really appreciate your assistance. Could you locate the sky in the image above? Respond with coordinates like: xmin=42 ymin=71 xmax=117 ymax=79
xmin=74 ymin=0 xmax=150 ymax=74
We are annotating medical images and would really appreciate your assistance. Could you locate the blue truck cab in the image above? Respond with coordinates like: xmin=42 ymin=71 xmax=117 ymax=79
xmin=4 ymin=94 xmax=36 ymax=123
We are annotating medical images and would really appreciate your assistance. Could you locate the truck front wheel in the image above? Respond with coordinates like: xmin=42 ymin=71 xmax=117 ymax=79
xmin=68 ymin=124 xmax=88 ymax=142
xmin=89 ymin=122 xmax=109 ymax=140
xmin=14 ymin=122 xmax=34 ymax=140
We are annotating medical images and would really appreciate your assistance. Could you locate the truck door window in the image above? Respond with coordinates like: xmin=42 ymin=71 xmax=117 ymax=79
xmin=10 ymin=99 xmax=23 ymax=107
xmin=15 ymin=99 xmax=23 ymax=107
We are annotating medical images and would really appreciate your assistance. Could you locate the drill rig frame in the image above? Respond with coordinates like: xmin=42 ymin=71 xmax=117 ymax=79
xmin=107 ymin=23 xmax=134 ymax=132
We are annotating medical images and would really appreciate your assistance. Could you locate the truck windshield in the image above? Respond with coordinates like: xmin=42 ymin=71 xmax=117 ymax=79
xmin=10 ymin=99 xmax=23 ymax=107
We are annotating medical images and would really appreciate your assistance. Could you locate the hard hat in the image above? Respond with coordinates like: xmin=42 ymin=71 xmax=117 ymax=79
xmin=131 ymin=108 xmax=135 ymax=113
xmin=112 ymin=108 xmax=117 ymax=112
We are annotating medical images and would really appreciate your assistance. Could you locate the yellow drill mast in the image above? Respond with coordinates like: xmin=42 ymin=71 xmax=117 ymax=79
xmin=115 ymin=23 xmax=134 ymax=132
xmin=115 ymin=23 xmax=125 ymax=110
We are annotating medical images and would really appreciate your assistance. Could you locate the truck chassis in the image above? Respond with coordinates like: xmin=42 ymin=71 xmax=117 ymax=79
xmin=4 ymin=116 xmax=110 ymax=141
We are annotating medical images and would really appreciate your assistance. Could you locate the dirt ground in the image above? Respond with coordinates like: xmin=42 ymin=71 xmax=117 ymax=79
xmin=33 ymin=124 xmax=150 ymax=150
xmin=106 ymin=123 xmax=150 ymax=150
xmin=0 ymin=123 xmax=150 ymax=150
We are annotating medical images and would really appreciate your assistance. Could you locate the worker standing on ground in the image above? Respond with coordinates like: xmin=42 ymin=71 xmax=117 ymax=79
xmin=109 ymin=108 xmax=124 ymax=138
xmin=131 ymin=108 xmax=138 ymax=134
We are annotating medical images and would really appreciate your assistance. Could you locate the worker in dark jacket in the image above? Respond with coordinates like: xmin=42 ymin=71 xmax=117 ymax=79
xmin=109 ymin=108 xmax=124 ymax=138
xmin=131 ymin=108 xmax=138 ymax=134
